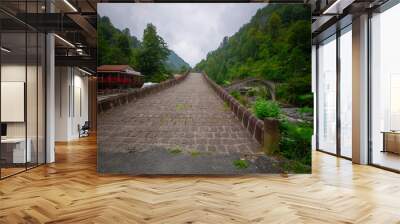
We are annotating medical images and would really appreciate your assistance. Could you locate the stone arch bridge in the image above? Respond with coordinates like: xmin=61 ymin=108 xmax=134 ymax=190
xmin=224 ymin=77 xmax=278 ymax=101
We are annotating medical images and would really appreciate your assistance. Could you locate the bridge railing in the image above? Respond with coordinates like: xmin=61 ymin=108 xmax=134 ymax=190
xmin=202 ymin=72 xmax=280 ymax=154
xmin=98 ymin=70 xmax=190 ymax=113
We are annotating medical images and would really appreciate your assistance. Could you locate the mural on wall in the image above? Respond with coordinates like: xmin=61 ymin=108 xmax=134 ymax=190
xmin=97 ymin=3 xmax=313 ymax=174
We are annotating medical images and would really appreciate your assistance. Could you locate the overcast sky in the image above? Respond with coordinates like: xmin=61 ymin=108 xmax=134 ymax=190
xmin=98 ymin=3 xmax=267 ymax=67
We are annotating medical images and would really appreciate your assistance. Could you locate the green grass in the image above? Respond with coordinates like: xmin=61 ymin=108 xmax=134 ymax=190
xmin=223 ymin=102 xmax=230 ymax=111
xmin=176 ymin=104 xmax=185 ymax=111
xmin=233 ymin=159 xmax=249 ymax=169
xmin=168 ymin=146 xmax=182 ymax=154
xmin=176 ymin=103 xmax=191 ymax=111
xmin=190 ymin=150 xmax=201 ymax=157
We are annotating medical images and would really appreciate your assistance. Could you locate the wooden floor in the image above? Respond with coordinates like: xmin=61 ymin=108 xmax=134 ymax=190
xmin=372 ymin=150 xmax=400 ymax=171
xmin=0 ymin=135 xmax=400 ymax=223
xmin=1 ymin=167 xmax=26 ymax=178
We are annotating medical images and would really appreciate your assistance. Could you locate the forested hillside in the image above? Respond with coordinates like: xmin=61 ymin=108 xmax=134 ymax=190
xmin=166 ymin=51 xmax=191 ymax=73
xmin=98 ymin=16 xmax=190 ymax=82
xmin=194 ymin=4 xmax=311 ymax=107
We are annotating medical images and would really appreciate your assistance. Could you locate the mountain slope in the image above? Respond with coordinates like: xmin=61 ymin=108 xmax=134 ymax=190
xmin=98 ymin=16 xmax=190 ymax=73
xmin=194 ymin=4 xmax=311 ymax=107
xmin=165 ymin=51 xmax=190 ymax=73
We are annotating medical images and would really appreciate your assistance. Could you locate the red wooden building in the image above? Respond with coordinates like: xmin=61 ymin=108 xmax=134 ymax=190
xmin=97 ymin=65 xmax=144 ymax=92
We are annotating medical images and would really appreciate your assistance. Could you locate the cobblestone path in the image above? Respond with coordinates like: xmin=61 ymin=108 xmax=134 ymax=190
xmin=97 ymin=73 xmax=280 ymax=174
xmin=99 ymin=73 xmax=261 ymax=154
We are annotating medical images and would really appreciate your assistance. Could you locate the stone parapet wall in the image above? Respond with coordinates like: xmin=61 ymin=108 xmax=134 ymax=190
xmin=202 ymin=73 xmax=264 ymax=145
xmin=98 ymin=71 xmax=190 ymax=113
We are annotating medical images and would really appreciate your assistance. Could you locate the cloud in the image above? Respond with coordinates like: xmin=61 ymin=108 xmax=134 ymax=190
xmin=98 ymin=3 xmax=267 ymax=67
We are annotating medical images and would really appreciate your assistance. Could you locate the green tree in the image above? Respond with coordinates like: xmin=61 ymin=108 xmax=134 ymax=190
xmin=137 ymin=23 xmax=170 ymax=80
xmin=98 ymin=16 xmax=190 ymax=81
xmin=179 ymin=65 xmax=188 ymax=73
xmin=268 ymin=12 xmax=282 ymax=40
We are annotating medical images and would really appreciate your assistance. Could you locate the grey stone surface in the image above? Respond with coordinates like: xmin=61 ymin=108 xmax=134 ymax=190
xmin=98 ymin=146 xmax=282 ymax=174
xmin=98 ymin=73 xmax=280 ymax=174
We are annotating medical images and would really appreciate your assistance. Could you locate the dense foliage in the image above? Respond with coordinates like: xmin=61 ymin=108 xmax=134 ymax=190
xmin=195 ymin=4 xmax=311 ymax=107
xmin=279 ymin=120 xmax=312 ymax=173
xmin=98 ymin=16 xmax=139 ymax=66
xmin=252 ymin=99 xmax=281 ymax=119
xmin=98 ymin=16 xmax=190 ymax=82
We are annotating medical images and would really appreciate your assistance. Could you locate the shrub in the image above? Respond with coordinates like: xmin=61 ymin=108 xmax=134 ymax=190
xmin=230 ymin=90 xmax=241 ymax=100
xmin=299 ymin=106 xmax=312 ymax=115
xmin=149 ymin=73 xmax=171 ymax=83
xmin=246 ymin=86 xmax=271 ymax=99
xmin=279 ymin=120 xmax=312 ymax=171
xmin=223 ymin=80 xmax=231 ymax=87
xmin=247 ymin=87 xmax=258 ymax=97
xmin=297 ymin=94 xmax=313 ymax=107
xmin=275 ymin=81 xmax=313 ymax=108
xmin=282 ymin=160 xmax=311 ymax=173
xmin=256 ymin=86 xmax=270 ymax=99
xmin=299 ymin=106 xmax=313 ymax=118
xmin=252 ymin=99 xmax=281 ymax=119
xmin=233 ymin=159 xmax=249 ymax=169
xmin=247 ymin=86 xmax=270 ymax=100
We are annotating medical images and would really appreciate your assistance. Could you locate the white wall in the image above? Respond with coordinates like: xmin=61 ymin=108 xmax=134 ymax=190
xmin=1 ymin=65 xmax=26 ymax=137
xmin=55 ymin=67 xmax=89 ymax=141
xmin=1 ymin=65 xmax=39 ymax=138
xmin=72 ymin=72 xmax=89 ymax=138
xmin=1 ymin=64 xmax=25 ymax=81
xmin=1 ymin=63 xmax=46 ymax=164
xmin=55 ymin=66 xmax=70 ymax=141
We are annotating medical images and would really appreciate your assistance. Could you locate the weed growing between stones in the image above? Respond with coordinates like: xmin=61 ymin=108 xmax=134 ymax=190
xmin=233 ymin=159 xmax=249 ymax=169
xmin=168 ymin=146 xmax=182 ymax=154
xmin=190 ymin=150 xmax=201 ymax=157
xmin=176 ymin=103 xmax=191 ymax=111
xmin=223 ymin=102 xmax=230 ymax=111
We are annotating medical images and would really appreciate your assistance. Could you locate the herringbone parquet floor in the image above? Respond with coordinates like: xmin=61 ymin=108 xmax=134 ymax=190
xmin=0 ymin=135 xmax=400 ymax=223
